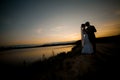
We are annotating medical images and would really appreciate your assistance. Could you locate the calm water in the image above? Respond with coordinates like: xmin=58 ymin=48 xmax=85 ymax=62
xmin=0 ymin=45 xmax=74 ymax=65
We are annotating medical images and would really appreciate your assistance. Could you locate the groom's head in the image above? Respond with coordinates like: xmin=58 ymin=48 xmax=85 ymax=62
xmin=85 ymin=21 xmax=90 ymax=26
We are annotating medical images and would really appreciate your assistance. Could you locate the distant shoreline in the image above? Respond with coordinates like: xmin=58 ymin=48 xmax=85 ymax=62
xmin=0 ymin=42 xmax=75 ymax=51
xmin=0 ymin=35 xmax=119 ymax=51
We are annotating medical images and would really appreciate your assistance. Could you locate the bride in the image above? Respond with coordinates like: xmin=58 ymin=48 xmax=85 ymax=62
xmin=81 ymin=24 xmax=93 ymax=54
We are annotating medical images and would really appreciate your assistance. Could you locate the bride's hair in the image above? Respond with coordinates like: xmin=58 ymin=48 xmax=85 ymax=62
xmin=81 ymin=24 xmax=85 ymax=28
xmin=81 ymin=24 xmax=86 ymax=33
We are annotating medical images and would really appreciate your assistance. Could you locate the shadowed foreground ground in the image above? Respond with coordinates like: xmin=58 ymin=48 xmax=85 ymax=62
xmin=0 ymin=39 xmax=120 ymax=80
xmin=27 ymin=43 xmax=119 ymax=80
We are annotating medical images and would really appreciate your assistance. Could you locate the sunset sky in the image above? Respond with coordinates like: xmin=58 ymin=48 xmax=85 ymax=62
xmin=0 ymin=0 xmax=120 ymax=46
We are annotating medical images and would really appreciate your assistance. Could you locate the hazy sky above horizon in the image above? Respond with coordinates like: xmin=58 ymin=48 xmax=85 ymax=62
xmin=0 ymin=0 xmax=120 ymax=46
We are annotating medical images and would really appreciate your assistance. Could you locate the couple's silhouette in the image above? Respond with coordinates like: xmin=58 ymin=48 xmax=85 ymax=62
xmin=81 ymin=21 xmax=97 ymax=54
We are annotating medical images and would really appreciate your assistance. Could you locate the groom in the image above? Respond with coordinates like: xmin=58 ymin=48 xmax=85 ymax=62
xmin=85 ymin=21 xmax=97 ymax=54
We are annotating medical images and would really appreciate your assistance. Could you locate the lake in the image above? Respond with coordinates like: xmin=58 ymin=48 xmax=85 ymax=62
xmin=0 ymin=45 xmax=74 ymax=65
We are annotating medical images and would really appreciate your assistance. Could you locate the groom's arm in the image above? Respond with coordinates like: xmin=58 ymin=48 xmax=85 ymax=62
xmin=92 ymin=26 xmax=97 ymax=32
xmin=86 ymin=26 xmax=97 ymax=33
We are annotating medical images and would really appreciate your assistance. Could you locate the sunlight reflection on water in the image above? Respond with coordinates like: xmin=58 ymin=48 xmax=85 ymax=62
xmin=0 ymin=45 xmax=74 ymax=65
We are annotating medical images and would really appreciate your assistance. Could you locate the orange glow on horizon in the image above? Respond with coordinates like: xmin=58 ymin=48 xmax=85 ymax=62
xmin=1 ymin=22 xmax=120 ymax=46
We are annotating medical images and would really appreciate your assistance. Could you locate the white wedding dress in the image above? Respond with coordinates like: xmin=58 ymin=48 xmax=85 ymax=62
xmin=81 ymin=29 xmax=93 ymax=54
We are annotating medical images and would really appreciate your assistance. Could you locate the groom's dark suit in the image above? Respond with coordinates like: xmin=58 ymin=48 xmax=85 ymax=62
xmin=86 ymin=25 xmax=97 ymax=54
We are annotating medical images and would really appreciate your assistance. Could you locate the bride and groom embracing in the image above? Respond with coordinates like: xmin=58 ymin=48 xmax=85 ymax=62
xmin=81 ymin=21 xmax=97 ymax=55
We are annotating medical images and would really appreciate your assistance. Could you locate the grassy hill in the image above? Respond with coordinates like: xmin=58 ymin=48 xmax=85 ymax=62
xmin=26 ymin=36 xmax=119 ymax=80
